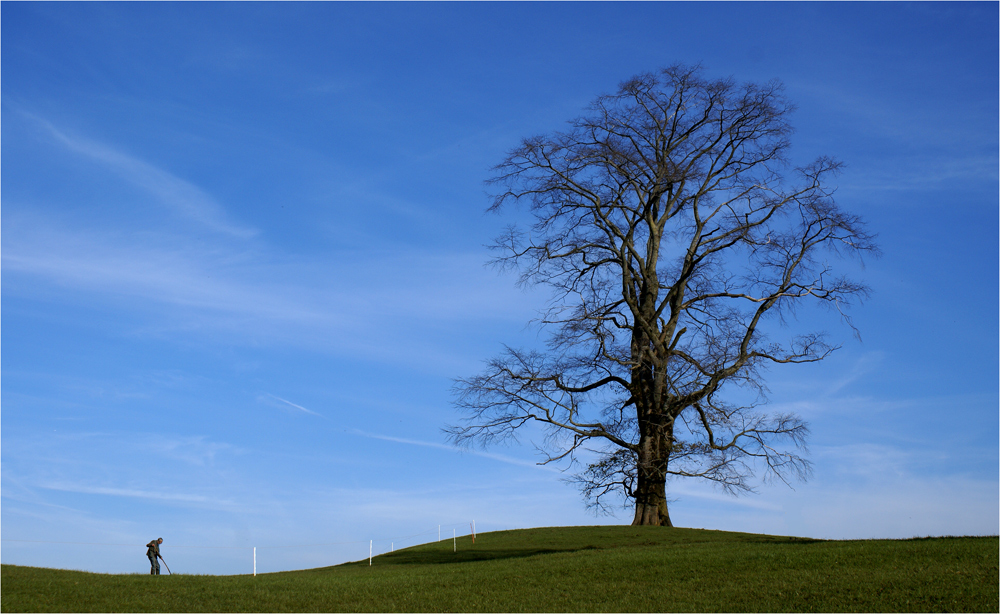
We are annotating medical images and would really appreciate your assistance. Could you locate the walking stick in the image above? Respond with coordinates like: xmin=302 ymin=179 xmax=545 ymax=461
xmin=160 ymin=556 xmax=172 ymax=575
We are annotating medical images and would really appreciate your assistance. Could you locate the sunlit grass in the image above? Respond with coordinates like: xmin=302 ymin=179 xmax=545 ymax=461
xmin=3 ymin=526 xmax=997 ymax=612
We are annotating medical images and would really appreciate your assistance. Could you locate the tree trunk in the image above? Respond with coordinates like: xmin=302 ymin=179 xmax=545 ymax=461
xmin=631 ymin=429 xmax=673 ymax=526
xmin=631 ymin=476 xmax=672 ymax=526
xmin=630 ymin=279 xmax=673 ymax=526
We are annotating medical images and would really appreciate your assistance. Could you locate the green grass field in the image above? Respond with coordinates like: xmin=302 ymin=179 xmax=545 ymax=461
xmin=2 ymin=526 xmax=997 ymax=612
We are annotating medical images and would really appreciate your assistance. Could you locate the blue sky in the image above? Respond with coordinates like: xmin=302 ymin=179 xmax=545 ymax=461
xmin=2 ymin=2 xmax=997 ymax=575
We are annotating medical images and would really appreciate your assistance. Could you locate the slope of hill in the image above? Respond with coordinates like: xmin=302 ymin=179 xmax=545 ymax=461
xmin=2 ymin=526 xmax=997 ymax=612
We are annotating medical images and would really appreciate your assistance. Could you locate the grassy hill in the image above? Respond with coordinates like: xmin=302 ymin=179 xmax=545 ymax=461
xmin=2 ymin=526 xmax=997 ymax=612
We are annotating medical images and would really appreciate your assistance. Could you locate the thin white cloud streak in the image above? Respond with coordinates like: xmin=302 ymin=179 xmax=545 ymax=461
xmin=264 ymin=394 xmax=324 ymax=417
xmin=146 ymin=435 xmax=243 ymax=466
xmin=351 ymin=430 xmax=559 ymax=472
xmin=2 ymin=431 xmax=248 ymax=513
xmin=9 ymin=431 xmax=242 ymax=469
xmin=29 ymin=114 xmax=258 ymax=238
xmin=667 ymin=483 xmax=784 ymax=512
xmin=820 ymin=351 xmax=885 ymax=397
xmin=37 ymin=483 xmax=236 ymax=507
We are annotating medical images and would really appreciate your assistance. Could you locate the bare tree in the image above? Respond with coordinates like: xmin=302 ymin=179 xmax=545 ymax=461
xmin=447 ymin=65 xmax=877 ymax=526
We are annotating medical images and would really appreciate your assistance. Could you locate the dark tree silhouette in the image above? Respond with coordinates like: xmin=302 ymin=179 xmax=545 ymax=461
xmin=447 ymin=65 xmax=877 ymax=526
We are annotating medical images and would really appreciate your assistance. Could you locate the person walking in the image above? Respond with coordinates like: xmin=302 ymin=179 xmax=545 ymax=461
xmin=146 ymin=538 xmax=164 ymax=575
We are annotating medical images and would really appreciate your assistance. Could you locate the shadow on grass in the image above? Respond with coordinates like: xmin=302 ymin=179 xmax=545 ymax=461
xmin=766 ymin=537 xmax=824 ymax=546
xmin=336 ymin=545 xmax=603 ymax=569
xmin=296 ymin=528 xmax=829 ymax=575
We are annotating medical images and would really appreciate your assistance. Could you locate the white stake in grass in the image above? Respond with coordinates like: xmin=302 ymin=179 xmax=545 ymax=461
xmin=369 ymin=540 xmax=373 ymax=566
xmin=453 ymin=528 xmax=456 ymax=553
xmin=253 ymin=547 xmax=256 ymax=577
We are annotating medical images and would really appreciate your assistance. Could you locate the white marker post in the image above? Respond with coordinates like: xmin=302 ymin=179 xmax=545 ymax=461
xmin=453 ymin=528 xmax=456 ymax=553
xmin=253 ymin=547 xmax=256 ymax=577
xmin=369 ymin=540 xmax=373 ymax=566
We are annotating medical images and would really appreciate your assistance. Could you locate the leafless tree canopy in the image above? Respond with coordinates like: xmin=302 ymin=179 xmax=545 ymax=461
xmin=448 ymin=65 xmax=877 ymax=526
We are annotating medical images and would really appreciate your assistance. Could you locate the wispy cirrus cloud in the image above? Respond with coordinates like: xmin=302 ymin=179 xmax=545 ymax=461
xmin=1 ymin=212 xmax=346 ymax=325
xmin=351 ymin=429 xmax=560 ymax=472
xmin=261 ymin=394 xmax=324 ymax=417
xmin=147 ymin=435 xmax=243 ymax=466
xmin=27 ymin=113 xmax=257 ymax=238
xmin=38 ymin=483 xmax=237 ymax=507
xmin=1 ymin=208 xmax=538 ymax=373
xmin=2 ymin=431 xmax=247 ymax=516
